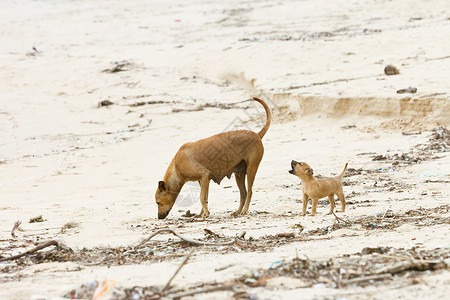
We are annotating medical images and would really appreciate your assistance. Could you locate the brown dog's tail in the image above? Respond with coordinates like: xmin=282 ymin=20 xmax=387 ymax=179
xmin=253 ymin=97 xmax=271 ymax=138
xmin=337 ymin=163 xmax=348 ymax=179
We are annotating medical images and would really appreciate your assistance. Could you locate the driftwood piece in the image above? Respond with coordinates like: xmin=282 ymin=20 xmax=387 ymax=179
xmin=0 ymin=240 xmax=58 ymax=262
xmin=372 ymin=259 xmax=448 ymax=275
xmin=136 ymin=228 xmax=236 ymax=248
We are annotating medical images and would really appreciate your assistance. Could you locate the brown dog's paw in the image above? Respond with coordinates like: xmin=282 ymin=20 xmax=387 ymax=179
xmin=240 ymin=206 xmax=250 ymax=215
xmin=231 ymin=210 xmax=241 ymax=217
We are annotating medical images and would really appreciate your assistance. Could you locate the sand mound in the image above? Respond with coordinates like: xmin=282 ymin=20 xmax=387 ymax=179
xmin=271 ymin=93 xmax=450 ymax=126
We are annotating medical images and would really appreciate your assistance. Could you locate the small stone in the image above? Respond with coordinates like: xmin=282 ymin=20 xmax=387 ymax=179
xmin=384 ymin=64 xmax=400 ymax=75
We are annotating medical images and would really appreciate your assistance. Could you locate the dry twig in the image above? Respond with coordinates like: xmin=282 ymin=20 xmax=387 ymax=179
xmin=332 ymin=210 xmax=352 ymax=225
xmin=342 ymin=274 xmax=392 ymax=285
xmin=161 ymin=249 xmax=194 ymax=294
xmin=0 ymin=240 xmax=58 ymax=262
xmin=136 ymin=228 xmax=236 ymax=248
xmin=381 ymin=208 xmax=391 ymax=220
xmin=11 ymin=220 xmax=22 ymax=238
xmin=237 ymin=231 xmax=246 ymax=239
xmin=168 ymin=285 xmax=236 ymax=299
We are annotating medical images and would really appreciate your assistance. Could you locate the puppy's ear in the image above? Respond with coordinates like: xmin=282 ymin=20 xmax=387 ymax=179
xmin=307 ymin=168 xmax=314 ymax=175
xmin=158 ymin=181 xmax=167 ymax=192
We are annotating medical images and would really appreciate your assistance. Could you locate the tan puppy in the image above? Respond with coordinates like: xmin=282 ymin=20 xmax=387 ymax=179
xmin=155 ymin=97 xmax=271 ymax=219
xmin=289 ymin=161 xmax=348 ymax=216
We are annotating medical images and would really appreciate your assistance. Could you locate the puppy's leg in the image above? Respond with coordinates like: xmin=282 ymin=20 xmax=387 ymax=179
xmin=301 ymin=194 xmax=308 ymax=216
xmin=327 ymin=194 xmax=336 ymax=215
xmin=198 ymin=177 xmax=211 ymax=218
xmin=311 ymin=197 xmax=319 ymax=216
xmin=337 ymin=192 xmax=346 ymax=212
xmin=232 ymin=173 xmax=247 ymax=216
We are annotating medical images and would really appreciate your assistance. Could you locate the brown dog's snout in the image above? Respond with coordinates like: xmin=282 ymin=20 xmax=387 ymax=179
xmin=158 ymin=212 xmax=168 ymax=219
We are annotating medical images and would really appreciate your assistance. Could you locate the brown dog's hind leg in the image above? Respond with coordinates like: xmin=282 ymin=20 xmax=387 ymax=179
xmin=198 ymin=177 xmax=211 ymax=218
xmin=327 ymin=194 xmax=336 ymax=215
xmin=240 ymin=159 xmax=261 ymax=215
xmin=232 ymin=173 xmax=247 ymax=216
xmin=337 ymin=192 xmax=346 ymax=212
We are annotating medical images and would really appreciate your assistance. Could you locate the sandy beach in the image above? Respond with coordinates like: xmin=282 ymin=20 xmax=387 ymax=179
xmin=1 ymin=0 xmax=449 ymax=299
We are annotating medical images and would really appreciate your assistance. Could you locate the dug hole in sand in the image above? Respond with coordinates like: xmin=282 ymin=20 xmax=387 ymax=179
xmin=0 ymin=0 xmax=449 ymax=299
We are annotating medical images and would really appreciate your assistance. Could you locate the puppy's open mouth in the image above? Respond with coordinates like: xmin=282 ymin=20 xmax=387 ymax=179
xmin=288 ymin=168 xmax=294 ymax=174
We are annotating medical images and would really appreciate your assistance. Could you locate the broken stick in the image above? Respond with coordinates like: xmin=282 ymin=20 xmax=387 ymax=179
xmin=372 ymin=259 xmax=448 ymax=275
xmin=0 ymin=240 xmax=58 ymax=262
xmin=342 ymin=273 xmax=392 ymax=285
xmin=136 ymin=228 xmax=236 ymax=248
xmin=161 ymin=249 xmax=194 ymax=294
xmin=11 ymin=220 xmax=22 ymax=238
xmin=168 ymin=285 xmax=236 ymax=299
xmin=332 ymin=210 xmax=352 ymax=225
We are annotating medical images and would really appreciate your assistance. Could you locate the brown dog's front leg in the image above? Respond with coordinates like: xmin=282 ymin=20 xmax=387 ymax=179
xmin=301 ymin=194 xmax=308 ymax=216
xmin=198 ymin=178 xmax=210 ymax=218
xmin=311 ymin=197 xmax=319 ymax=216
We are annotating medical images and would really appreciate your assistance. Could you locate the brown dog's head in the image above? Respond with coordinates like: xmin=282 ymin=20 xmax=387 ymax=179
xmin=289 ymin=160 xmax=314 ymax=178
xmin=155 ymin=181 xmax=177 ymax=219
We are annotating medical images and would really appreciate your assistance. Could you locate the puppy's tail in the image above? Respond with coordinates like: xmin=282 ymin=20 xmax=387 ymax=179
xmin=337 ymin=163 xmax=348 ymax=179
xmin=253 ymin=97 xmax=271 ymax=139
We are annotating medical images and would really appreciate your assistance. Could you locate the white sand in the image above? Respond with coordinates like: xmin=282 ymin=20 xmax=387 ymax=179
xmin=1 ymin=0 xmax=449 ymax=299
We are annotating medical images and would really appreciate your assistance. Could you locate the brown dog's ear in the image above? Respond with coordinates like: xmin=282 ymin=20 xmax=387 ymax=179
xmin=158 ymin=181 xmax=167 ymax=192
xmin=307 ymin=168 xmax=313 ymax=175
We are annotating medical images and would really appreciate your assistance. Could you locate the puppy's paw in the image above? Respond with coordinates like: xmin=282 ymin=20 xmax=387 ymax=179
xmin=199 ymin=210 xmax=210 ymax=218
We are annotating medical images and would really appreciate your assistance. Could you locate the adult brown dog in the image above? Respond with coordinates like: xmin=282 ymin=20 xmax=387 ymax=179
xmin=289 ymin=161 xmax=348 ymax=216
xmin=155 ymin=97 xmax=271 ymax=219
